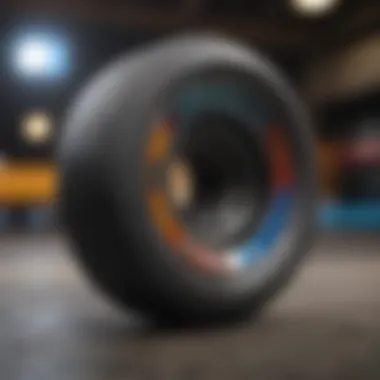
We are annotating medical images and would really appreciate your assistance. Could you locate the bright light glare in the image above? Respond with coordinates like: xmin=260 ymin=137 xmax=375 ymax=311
xmin=290 ymin=0 xmax=341 ymax=16
xmin=13 ymin=34 xmax=69 ymax=78
xmin=21 ymin=111 xmax=53 ymax=145
xmin=18 ymin=40 xmax=51 ymax=74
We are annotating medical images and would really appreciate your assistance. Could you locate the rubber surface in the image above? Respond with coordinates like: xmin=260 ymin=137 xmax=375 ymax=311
xmin=58 ymin=33 xmax=317 ymax=324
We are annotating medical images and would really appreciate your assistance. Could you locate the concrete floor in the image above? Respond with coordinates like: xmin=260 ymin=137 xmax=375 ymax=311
xmin=0 ymin=234 xmax=380 ymax=380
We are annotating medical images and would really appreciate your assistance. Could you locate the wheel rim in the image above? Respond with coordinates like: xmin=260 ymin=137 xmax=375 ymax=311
xmin=144 ymin=73 xmax=296 ymax=275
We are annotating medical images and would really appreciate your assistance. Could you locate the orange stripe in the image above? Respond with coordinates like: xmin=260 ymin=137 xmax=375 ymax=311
xmin=147 ymin=189 xmax=231 ymax=274
xmin=145 ymin=122 xmax=173 ymax=164
xmin=147 ymin=189 xmax=186 ymax=247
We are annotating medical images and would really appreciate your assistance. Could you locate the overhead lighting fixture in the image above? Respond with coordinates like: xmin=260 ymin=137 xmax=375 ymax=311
xmin=11 ymin=32 xmax=69 ymax=79
xmin=21 ymin=111 xmax=53 ymax=145
xmin=290 ymin=0 xmax=341 ymax=17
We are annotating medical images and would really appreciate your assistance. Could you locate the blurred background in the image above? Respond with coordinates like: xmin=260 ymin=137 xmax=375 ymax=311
xmin=1 ymin=0 xmax=380 ymax=233
xmin=1 ymin=1 xmax=380 ymax=379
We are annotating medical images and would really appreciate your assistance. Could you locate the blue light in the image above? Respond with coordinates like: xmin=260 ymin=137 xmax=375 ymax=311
xmin=12 ymin=33 xmax=69 ymax=79
xmin=320 ymin=201 xmax=380 ymax=230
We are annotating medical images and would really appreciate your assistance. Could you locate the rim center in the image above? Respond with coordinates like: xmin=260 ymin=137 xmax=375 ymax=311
xmin=167 ymin=158 xmax=195 ymax=210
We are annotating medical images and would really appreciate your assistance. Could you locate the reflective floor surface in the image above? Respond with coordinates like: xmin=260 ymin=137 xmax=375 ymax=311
xmin=0 ymin=234 xmax=380 ymax=380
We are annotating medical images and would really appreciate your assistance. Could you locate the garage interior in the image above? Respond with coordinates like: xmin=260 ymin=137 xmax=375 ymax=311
xmin=1 ymin=0 xmax=380 ymax=379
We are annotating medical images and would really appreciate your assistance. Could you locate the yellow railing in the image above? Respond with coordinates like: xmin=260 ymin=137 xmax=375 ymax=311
xmin=0 ymin=161 xmax=57 ymax=206
xmin=0 ymin=144 xmax=344 ymax=206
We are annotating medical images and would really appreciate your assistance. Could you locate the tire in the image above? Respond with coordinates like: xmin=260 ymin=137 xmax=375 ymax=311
xmin=58 ymin=33 xmax=317 ymax=325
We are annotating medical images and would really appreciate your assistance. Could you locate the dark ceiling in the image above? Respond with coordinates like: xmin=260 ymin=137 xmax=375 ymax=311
xmin=0 ymin=0 xmax=379 ymax=158
xmin=1 ymin=0 xmax=380 ymax=54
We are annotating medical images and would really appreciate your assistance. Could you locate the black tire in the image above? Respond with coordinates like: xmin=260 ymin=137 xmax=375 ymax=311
xmin=58 ymin=33 xmax=317 ymax=325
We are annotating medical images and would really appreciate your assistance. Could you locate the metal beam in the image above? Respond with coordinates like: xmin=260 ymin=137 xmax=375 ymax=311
xmin=334 ymin=1 xmax=380 ymax=41
xmin=311 ymin=1 xmax=380 ymax=57
xmin=0 ymin=1 xmax=308 ymax=48
xmin=182 ymin=0 xmax=203 ymax=17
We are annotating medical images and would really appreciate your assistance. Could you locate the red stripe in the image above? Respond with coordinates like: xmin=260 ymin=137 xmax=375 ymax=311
xmin=266 ymin=126 xmax=294 ymax=189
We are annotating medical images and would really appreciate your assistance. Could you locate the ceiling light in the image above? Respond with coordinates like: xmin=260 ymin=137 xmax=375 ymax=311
xmin=12 ymin=33 xmax=69 ymax=79
xmin=290 ymin=0 xmax=341 ymax=17
xmin=21 ymin=111 xmax=53 ymax=145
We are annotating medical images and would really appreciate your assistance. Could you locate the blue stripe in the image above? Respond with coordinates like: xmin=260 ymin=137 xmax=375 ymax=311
xmin=240 ymin=191 xmax=293 ymax=265
xmin=176 ymin=82 xmax=271 ymax=128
